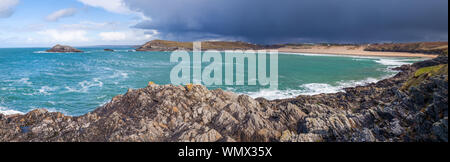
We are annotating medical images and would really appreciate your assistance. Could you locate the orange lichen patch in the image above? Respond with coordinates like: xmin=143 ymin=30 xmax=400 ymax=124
xmin=158 ymin=123 xmax=168 ymax=129
xmin=186 ymin=84 xmax=194 ymax=91
xmin=19 ymin=118 xmax=25 ymax=122
xmin=56 ymin=112 xmax=64 ymax=119
xmin=275 ymin=131 xmax=282 ymax=138
xmin=257 ymin=129 xmax=269 ymax=136
xmin=215 ymin=132 xmax=222 ymax=140
xmin=172 ymin=107 xmax=179 ymax=113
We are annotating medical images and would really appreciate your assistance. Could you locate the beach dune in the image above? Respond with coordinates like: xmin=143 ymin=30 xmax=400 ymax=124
xmin=276 ymin=45 xmax=441 ymax=58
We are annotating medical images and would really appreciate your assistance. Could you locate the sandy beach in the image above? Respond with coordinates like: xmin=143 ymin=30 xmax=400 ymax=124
xmin=276 ymin=45 xmax=439 ymax=58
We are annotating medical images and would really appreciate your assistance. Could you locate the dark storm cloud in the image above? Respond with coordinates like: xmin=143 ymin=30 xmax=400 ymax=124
xmin=124 ymin=0 xmax=448 ymax=44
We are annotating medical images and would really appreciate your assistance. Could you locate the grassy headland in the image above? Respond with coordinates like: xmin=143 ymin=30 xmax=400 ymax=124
xmin=365 ymin=42 xmax=448 ymax=55
xmin=135 ymin=40 xmax=447 ymax=58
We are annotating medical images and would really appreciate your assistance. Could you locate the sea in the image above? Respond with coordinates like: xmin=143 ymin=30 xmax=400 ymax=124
xmin=0 ymin=47 xmax=425 ymax=116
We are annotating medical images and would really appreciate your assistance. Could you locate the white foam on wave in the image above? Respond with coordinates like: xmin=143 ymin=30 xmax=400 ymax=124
xmin=23 ymin=86 xmax=59 ymax=96
xmin=33 ymin=51 xmax=50 ymax=54
xmin=65 ymin=78 xmax=104 ymax=93
xmin=375 ymin=59 xmax=411 ymax=67
xmin=373 ymin=57 xmax=427 ymax=68
xmin=0 ymin=106 xmax=24 ymax=115
xmin=247 ymin=89 xmax=303 ymax=100
xmin=279 ymin=52 xmax=346 ymax=57
xmin=38 ymin=86 xmax=58 ymax=95
xmin=280 ymin=52 xmax=425 ymax=67
xmin=114 ymin=49 xmax=136 ymax=52
xmin=109 ymin=71 xmax=129 ymax=79
xmin=6 ymin=78 xmax=33 ymax=86
xmin=34 ymin=51 xmax=85 ymax=54
xmin=246 ymin=77 xmax=388 ymax=100
xmin=20 ymin=78 xmax=33 ymax=85
xmin=299 ymin=83 xmax=342 ymax=95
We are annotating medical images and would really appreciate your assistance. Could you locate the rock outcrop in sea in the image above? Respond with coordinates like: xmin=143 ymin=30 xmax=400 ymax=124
xmin=46 ymin=45 xmax=83 ymax=53
xmin=0 ymin=57 xmax=447 ymax=142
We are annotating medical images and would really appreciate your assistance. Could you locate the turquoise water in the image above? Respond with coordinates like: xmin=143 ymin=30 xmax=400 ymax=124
xmin=0 ymin=48 xmax=423 ymax=116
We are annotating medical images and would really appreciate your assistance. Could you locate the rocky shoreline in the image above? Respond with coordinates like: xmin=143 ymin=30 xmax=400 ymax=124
xmin=0 ymin=57 xmax=447 ymax=142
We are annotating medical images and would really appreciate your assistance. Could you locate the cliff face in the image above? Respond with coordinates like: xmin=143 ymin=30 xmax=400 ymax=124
xmin=46 ymin=45 xmax=83 ymax=53
xmin=0 ymin=57 xmax=448 ymax=142
xmin=136 ymin=40 xmax=264 ymax=51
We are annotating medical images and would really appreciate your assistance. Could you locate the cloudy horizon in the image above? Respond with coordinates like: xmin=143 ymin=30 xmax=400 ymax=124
xmin=0 ymin=0 xmax=448 ymax=47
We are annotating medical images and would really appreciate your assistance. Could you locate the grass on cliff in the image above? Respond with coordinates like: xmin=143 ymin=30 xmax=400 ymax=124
xmin=140 ymin=40 xmax=261 ymax=50
xmin=365 ymin=42 xmax=449 ymax=55
xmin=402 ymin=64 xmax=448 ymax=91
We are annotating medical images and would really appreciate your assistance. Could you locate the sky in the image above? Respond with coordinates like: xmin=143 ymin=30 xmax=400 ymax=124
xmin=0 ymin=0 xmax=448 ymax=47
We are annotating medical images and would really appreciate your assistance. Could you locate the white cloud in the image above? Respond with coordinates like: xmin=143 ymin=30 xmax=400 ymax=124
xmin=46 ymin=8 xmax=78 ymax=22
xmin=38 ymin=29 xmax=89 ymax=42
xmin=78 ymin=0 xmax=130 ymax=14
xmin=60 ymin=21 xmax=121 ymax=31
xmin=77 ymin=0 xmax=149 ymax=20
xmin=99 ymin=30 xmax=157 ymax=42
xmin=99 ymin=32 xmax=127 ymax=41
xmin=0 ymin=0 xmax=19 ymax=18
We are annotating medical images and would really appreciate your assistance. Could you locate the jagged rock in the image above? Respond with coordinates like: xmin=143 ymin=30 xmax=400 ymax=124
xmin=46 ymin=45 xmax=83 ymax=53
xmin=0 ymin=57 xmax=447 ymax=142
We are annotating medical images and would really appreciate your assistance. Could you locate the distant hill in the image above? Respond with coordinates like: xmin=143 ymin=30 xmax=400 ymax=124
xmin=364 ymin=42 xmax=448 ymax=55
xmin=135 ymin=40 xmax=449 ymax=56
xmin=81 ymin=45 xmax=139 ymax=48
xmin=136 ymin=40 xmax=265 ymax=51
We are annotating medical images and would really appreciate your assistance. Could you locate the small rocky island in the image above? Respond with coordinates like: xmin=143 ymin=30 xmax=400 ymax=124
xmin=46 ymin=44 xmax=83 ymax=53
xmin=104 ymin=49 xmax=114 ymax=52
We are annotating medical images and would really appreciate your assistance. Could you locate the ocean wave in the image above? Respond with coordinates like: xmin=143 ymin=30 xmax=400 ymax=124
xmin=247 ymin=89 xmax=304 ymax=100
xmin=374 ymin=58 xmax=427 ymax=68
xmin=65 ymin=78 xmax=104 ymax=93
xmin=0 ymin=106 xmax=24 ymax=115
xmin=279 ymin=52 xmax=346 ymax=57
xmin=115 ymin=49 xmax=136 ymax=52
xmin=375 ymin=58 xmax=411 ymax=67
xmin=34 ymin=51 xmax=88 ymax=54
xmin=279 ymin=52 xmax=425 ymax=67
xmin=299 ymin=83 xmax=342 ymax=95
xmin=1 ymin=87 xmax=16 ymax=91
xmin=19 ymin=78 xmax=33 ymax=85
xmin=22 ymin=86 xmax=59 ymax=96
xmin=38 ymin=86 xmax=58 ymax=95
xmin=108 ymin=71 xmax=129 ymax=79
xmin=6 ymin=78 xmax=33 ymax=86
xmin=246 ymin=77 xmax=387 ymax=100
xmin=33 ymin=50 xmax=46 ymax=53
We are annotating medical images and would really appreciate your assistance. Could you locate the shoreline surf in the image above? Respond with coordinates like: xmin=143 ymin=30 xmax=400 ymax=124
xmin=276 ymin=49 xmax=439 ymax=58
